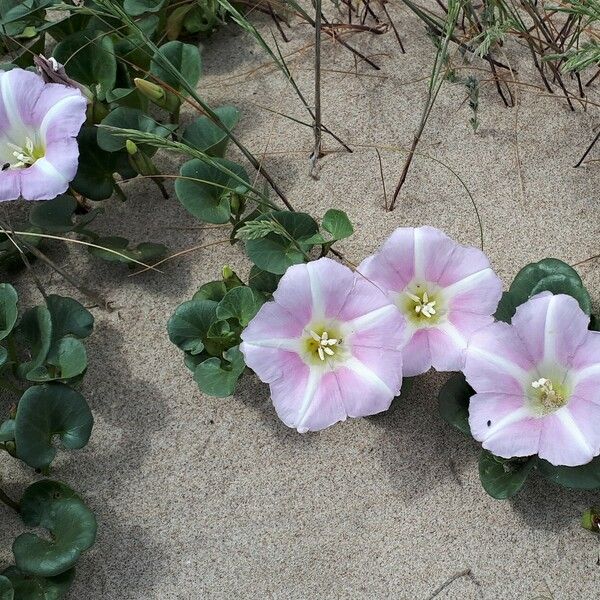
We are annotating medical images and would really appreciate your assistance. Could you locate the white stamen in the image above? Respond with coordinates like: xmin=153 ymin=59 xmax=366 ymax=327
xmin=318 ymin=347 xmax=325 ymax=361
xmin=407 ymin=289 xmax=438 ymax=319
xmin=310 ymin=330 xmax=321 ymax=342
xmin=309 ymin=329 xmax=342 ymax=361
xmin=323 ymin=347 xmax=334 ymax=356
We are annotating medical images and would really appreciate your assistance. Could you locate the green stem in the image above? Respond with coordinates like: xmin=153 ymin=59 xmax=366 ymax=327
xmin=0 ymin=487 xmax=19 ymax=513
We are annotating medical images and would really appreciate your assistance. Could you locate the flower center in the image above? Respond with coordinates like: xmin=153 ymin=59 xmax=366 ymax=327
xmin=3 ymin=136 xmax=45 ymax=170
xmin=399 ymin=283 xmax=443 ymax=326
xmin=530 ymin=377 xmax=568 ymax=414
xmin=302 ymin=324 xmax=346 ymax=366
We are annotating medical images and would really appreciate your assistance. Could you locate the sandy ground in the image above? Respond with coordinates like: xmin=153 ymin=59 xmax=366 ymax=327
xmin=2 ymin=2 xmax=600 ymax=598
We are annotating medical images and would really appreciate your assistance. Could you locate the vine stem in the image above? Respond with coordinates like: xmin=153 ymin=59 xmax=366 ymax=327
xmin=0 ymin=487 xmax=19 ymax=513
xmin=310 ymin=0 xmax=323 ymax=179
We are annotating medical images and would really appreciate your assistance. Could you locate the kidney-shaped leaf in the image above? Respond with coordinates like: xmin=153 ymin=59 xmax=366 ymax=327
xmin=124 ymin=0 xmax=167 ymax=16
xmin=15 ymin=384 xmax=93 ymax=469
xmin=216 ymin=286 xmax=264 ymax=327
xmin=2 ymin=567 xmax=73 ymax=600
xmin=479 ymin=450 xmax=536 ymax=499
xmin=175 ymin=158 xmax=249 ymax=224
xmin=16 ymin=306 xmax=52 ymax=379
xmin=0 ymin=575 xmax=12 ymax=600
xmin=322 ymin=209 xmax=353 ymax=241
xmin=182 ymin=106 xmax=240 ymax=157
xmin=167 ymin=299 xmax=218 ymax=355
xmin=537 ymin=456 xmax=600 ymax=490
xmin=13 ymin=480 xmax=97 ymax=578
xmin=0 ymin=283 xmax=18 ymax=341
xmin=150 ymin=40 xmax=201 ymax=93
xmin=194 ymin=346 xmax=246 ymax=397
xmin=245 ymin=211 xmax=318 ymax=274
xmin=437 ymin=372 xmax=473 ymax=435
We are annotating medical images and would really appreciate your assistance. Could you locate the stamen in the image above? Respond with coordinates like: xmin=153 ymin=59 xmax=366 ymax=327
xmin=308 ymin=329 xmax=342 ymax=361
xmin=406 ymin=290 xmax=437 ymax=319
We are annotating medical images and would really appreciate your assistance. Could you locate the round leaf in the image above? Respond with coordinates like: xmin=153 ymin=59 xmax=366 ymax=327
xmin=0 ymin=419 xmax=15 ymax=442
xmin=321 ymin=209 xmax=354 ymax=240
xmin=0 ymin=576 xmax=12 ymax=600
xmin=479 ymin=451 xmax=536 ymax=499
xmin=0 ymin=283 xmax=18 ymax=341
xmin=437 ymin=373 xmax=473 ymax=435
xmin=46 ymin=295 xmax=94 ymax=341
xmin=537 ymin=456 xmax=600 ymax=490
xmin=216 ymin=287 xmax=264 ymax=326
xmin=2 ymin=567 xmax=74 ymax=600
xmin=13 ymin=480 xmax=96 ymax=577
xmin=167 ymin=299 xmax=218 ymax=355
xmin=245 ymin=211 xmax=318 ymax=274
xmin=97 ymin=107 xmax=174 ymax=152
xmin=193 ymin=281 xmax=227 ymax=302
xmin=16 ymin=306 xmax=52 ymax=379
xmin=26 ymin=337 xmax=88 ymax=382
xmin=175 ymin=158 xmax=249 ymax=224
xmin=182 ymin=106 xmax=240 ymax=157
xmin=248 ymin=266 xmax=281 ymax=294
xmin=124 ymin=0 xmax=167 ymax=16
xmin=194 ymin=346 xmax=246 ymax=397
xmin=15 ymin=383 xmax=93 ymax=469
xmin=150 ymin=41 xmax=201 ymax=92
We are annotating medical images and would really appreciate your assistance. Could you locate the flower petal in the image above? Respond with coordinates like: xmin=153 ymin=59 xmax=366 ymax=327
xmin=19 ymin=158 xmax=69 ymax=201
xmin=464 ymin=321 xmax=533 ymax=397
xmin=305 ymin=258 xmax=355 ymax=320
xmin=413 ymin=226 xmax=456 ymax=283
xmin=571 ymin=332 xmax=600 ymax=405
xmin=271 ymin=261 xmax=313 ymax=325
xmin=241 ymin=301 xmax=304 ymax=350
xmin=481 ymin=410 xmax=542 ymax=459
xmin=512 ymin=293 xmax=589 ymax=368
xmin=538 ymin=405 xmax=597 ymax=467
xmin=0 ymin=169 xmax=21 ymax=202
xmin=36 ymin=84 xmax=87 ymax=143
xmin=401 ymin=329 xmax=432 ymax=376
xmin=438 ymin=244 xmax=496 ymax=288
xmin=444 ymin=267 xmax=502 ymax=316
xmin=468 ymin=391 xmax=528 ymax=444
xmin=427 ymin=323 xmax=468 ymax=372
xmin=0 ymin=69 xmax=45 ymax=133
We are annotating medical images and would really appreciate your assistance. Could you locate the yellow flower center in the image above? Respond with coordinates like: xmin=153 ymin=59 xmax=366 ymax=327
xmin=529 ymin=377 xmax=568 ymax=415
xmin=302 ymin=324 xmax=345 ymax=365
xmin=399 ymin=283 xmax=443 ymax=326
xmin=4 ymin=136 xmax=45 ymax=170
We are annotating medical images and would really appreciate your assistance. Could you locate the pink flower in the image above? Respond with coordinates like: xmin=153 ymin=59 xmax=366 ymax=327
xmin=240 ymin=258 xmax=405 ymax=432
xmin=465 ymin=293 xmax=600 ymax=467
xmin=0 ymin=68 xmax=87 ymax=201
xmin=358 ymin=226 xmax=502 ymax=376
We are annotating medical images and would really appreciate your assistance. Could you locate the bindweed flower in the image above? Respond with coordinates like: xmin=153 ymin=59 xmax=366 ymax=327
xmin=0 ymin=68 xmax=87 ymax=201
xmin=465 ymin=293 xmax=600 ymax=467
xmin=358 ymin=226 xmax=502 ymax=376
xmin=240 ymin=258 xmax=406 ymax=432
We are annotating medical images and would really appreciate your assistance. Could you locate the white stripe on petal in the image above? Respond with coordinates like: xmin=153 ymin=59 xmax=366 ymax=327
xmin=443 ymin=268 xmax=495 ymax=300
xmin=484 ymin=406 xmax=530 ymax=441
xmin=346 ymin=303 xmax=397 ymax=330
xmin=295 ymin=370 xmax=321 ymax=432
xmin=573 ymin=363 xmax=600 ymax=383
xmin=543 ymin=295 xmax=558 ymax=364
xmin=344 ymin=357 xmax=393 ymax=396
xmin=39 ymin=94 xmax=81 ymax=140
xmin=556 ymin=407 xmax=593 ymax=454
xmin=469 ymin=345 xmax=530 ymax=383
xmin=413 ymin=227 xmax=424 ymax=280
xmin=243 ymin=338 xmax=300 ymax=351
xmin=306 ymin=262 xmax=324 ymax=319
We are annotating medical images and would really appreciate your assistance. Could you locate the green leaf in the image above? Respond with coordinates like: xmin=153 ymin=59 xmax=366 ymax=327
xmin=248 ymin=266 xmax=281 ymax=294
xmin=150 ymin=40 xmax=201 ymax=93
xmin=184 ymin=1 xmax=220 ymax=33
xmin=15 ymin=383 xmax=93 ymax=469
xmin=26 ymin=337 xmax=88 ymax=382
xmin=508 ymin=258 xmax=591 ymax=315
xmin=53 ymin=31 xmax=116 ymax=100
xmin=591 ymin=314 xmax=600 ymax=332
xmin=193 ymin=280 xmax=228 ymax=302
xmin=0 ymin=419 xmax=15 ymax=442
xmin=244 ymin=211 xmax=318 ymax=274
xmin=321 ymin=209 xmax=353 ymax=240
xmin=97 ymin=107 xmax=174 ymax=153
xmin=167 ymin=299 xmax=218 ymax=355
xmin=194 ymin=346 xmax=245 ymax=397
xmin=46 ymin=295 xmax=93 ymax=342
xmin=0 ymin=575 xmax=12 ymax=600
xmin=29 ymin=195 xmax=100 ymax=234
xmin=437 ymin=373 xmax=473 ymax=435
xmin=216 ymin=287 xmax=264 ymax=326
xmin=478 ymin=450 xmax=536 ymax=499
xmin=0 ymin=283 xmax=18 ymax=341
xmin=13 ymin=480 xmax=96 ymax=577
xmin=16 ymin=306 xmax=52 ymax=378
xmin=87 ymin=236 xmax=167 ymax=266
xmin=537 ymin=456 xmax=600 ymax=490
xmin=124 ymin=0 xmax=167 ymax=16
xmin=182 ymin=106 xmax=240 ymax=157
xmin=175 ymin=158 xmax=249 ymax=224
xmin=2 ymin=567 xmax=74 ymax=600
xmin=494 ymin=291 xmax=518 ymax=323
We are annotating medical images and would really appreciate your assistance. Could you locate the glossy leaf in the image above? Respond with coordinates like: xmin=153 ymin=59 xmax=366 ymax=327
xmin=150 ymin=40 xmax=201 ymax=92
xmin=53 ymin=31 xmax=116 ymax=100
xmin=175 ymin=158 xmax=249 ymax=224
xmin=321 ymin=209 xmax=354 ymax=240
xmin=97 ymin=107 xmax=174 ymax=153
xmin=194 ymin=346 xmax=245 ymax=397
xmin=13 ymin=480 xmax=97 ymax=577
xmin=2 ymin=567 xmax=74 ymax=600
xmin=216 ymin=287 xmax=264 ymax=327
xmin=46 ymin=295 xmax=94 ymax=342
xmin=193 ymin=281 xmax=227 ymax=302
xmin=479 ymin=451 xmax=536 ymax=499
xmin=508 ymin=258 xmax=591 ymax=315
xmin=437 ymin=372 xmax=473 ymax=435
xmin=537 ymin=456 xmax=600 ymax=490
xmin=15 ymin=384 xmax=93 ymax=469
xmin=248 ymin=266 xmax=280 ymax=294
xmin=182 ymin=106 xmax=240 ymax=157
xmin=244 ymin=211 xmax=318 ymax=274
xmin=26 ymin=337 xmax=88 ymax=382
xmin=16 ymin=306 xmax=52 ymax=379
xmin=0 ymin=576 xmax=12 ymax=600
xmin=494 ymin=291 xmax=518 ymax=323
xmin=167 ymin=299 xmax=217 ymax=355
xmin=29 ymin=195 xmax=100 ymax=234
xmin=0 ymin=283 xmax=18 ymax=341
xmin=0 ymin=419 xmax=15 ymax=443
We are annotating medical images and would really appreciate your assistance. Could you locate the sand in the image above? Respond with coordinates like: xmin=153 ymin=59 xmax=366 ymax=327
xmin=1 ymin=2 xmax=600 ymax=598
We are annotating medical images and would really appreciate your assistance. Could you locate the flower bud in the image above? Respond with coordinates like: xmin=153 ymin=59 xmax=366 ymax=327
xmin=582 ymin=507 xmax=600 ymax=533
xmin=134 ymin=78 xmax=180 ymax=113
